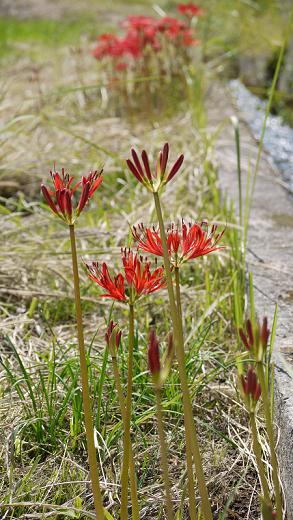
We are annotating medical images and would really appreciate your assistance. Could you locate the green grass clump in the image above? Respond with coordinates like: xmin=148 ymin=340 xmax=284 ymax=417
xmin=0 ymin=17 xmax=99 ymax=58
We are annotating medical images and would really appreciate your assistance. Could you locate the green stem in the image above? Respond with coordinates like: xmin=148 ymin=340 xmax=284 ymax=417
xmin=257 ymin=362 xmax=283 ymax=519
xmin=233 ymin=120 xmax=242 ymax=230
xmin=120 ymin=304 xmax=135 ymax=519
xmin=155 ymin=387 xmax=175 ymax=520
xmin=153 ymin=192 xmax=212 ymax=520
xmin=249 ymin=411 xmax=271 ymax=504
xmin=175 ymin=267 xmax=197 ymax=520
xmin=110 ymin=352 xmax=139 ymax=520
xmin=69 ymin=225 xmax=104 ymax=519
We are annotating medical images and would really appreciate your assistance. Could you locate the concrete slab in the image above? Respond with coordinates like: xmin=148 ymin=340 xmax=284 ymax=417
xmin=208 ymin=82 xmax=293 ymax=519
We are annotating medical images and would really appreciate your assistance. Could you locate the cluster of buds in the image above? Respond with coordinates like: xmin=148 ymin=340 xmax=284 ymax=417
xmin=92 ymin=6 xmax=201 ymax=71
xmin=239 ymin=318 xmax=270 ymax=362
xmin=126 ymin=143 xmax=184 ymax=193
xmin=238 ymin=318 xmax=270 ymax=410
xmin=41 ymin=167 xmax=103 ymax=225
xmin=105 ymin=320 xmax=122 ymax=357
xmin=148 ymin=329 xmax=174 ymax=389
xmin=133 ymin=219 xmax=225 ymax=267
xmin=240 ymin=366 xmax=261 ymax=412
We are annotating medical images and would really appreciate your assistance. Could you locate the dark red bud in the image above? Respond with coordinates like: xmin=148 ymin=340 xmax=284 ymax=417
xmin=116 ymin=330 xmax=122 ymax=348
xmin=160 ymin=142 xmax=169 ymax=175
xmin=131 ymin=148 xmax=145 ymax=179
xmin=148 ymin=329 xmax=160 ymax=375
xmin=239 ymin=328 xmax=250 ymax=350
xmin=141 ymin=150 xmax=152 ymax=181
xmin=166 ymin=154 xmax=184 ymax=182
xmin=126 ymin=159 xmax=144 ymax=183
xmin=260 ymin=317 xmax=270 ymax=349
xmin=246 ymin=319 xmax=254 ymax=348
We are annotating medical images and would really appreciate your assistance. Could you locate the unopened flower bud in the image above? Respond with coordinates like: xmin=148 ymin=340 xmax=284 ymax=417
xmin=105 ymin=320 xmax=121 ymax=356
xmin=240 ymin=366 xmax=261 ymax=411
xmin=148 ymin=329 xmax=161 ymax=377
xmin=239 ymin=318 xmax=270 ymax=362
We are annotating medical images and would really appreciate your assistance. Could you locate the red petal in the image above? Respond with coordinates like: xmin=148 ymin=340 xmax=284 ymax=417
xmin=41 ymin=185 xmax=59 ymax=215
xmin=141 ymin=150 xmax=152 ymax=181
xmin=126 ymin=159 xmax=144 ymax=183
xmin=160 ymin=142 xmax=169 ymax=175
xmin=166 ymin=154 xmax=184 ymax=182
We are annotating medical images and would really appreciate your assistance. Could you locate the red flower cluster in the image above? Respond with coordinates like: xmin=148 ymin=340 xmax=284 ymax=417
xmin=133 ymin=220 xmax=225 ymax=267
xmin=85 ymin=250 xmax=165 ymax=304
xmin=241 ymin=366 xmax=261 ymax=407
xmin=126 ymin=143 xmax=184 ymax=192
xmin=92 ymin=9 xmax=200 ymax=70
xmin=177 ymin=3 xmax=203 ymax=18
xmin=41 ymin=167 xmax=103 ymax=225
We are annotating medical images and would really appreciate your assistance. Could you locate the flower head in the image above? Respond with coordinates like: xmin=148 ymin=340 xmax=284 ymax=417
xmin=133 ymin=220 xmax=225 ymax=267
xmin=85 ymin=250 xmax=165 ymax=304
xmin=240 ymin=366 xmax=261 ymax=411
xmin=177 ymin=3 xmax=203 ymax=18
xmin=41 ymin=167 xmax=103 ymax=225
xmin=126 ymin=143 xmax=184 ymax=193
xmin=239 ymin=317 xmax=270 ymax=362
xmin=148 ymin=329 xmax=174 ymax=388
xmin=155 ymin=16 xmax=187 ymax=39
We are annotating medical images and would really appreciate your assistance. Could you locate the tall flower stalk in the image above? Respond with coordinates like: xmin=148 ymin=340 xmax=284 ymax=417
xmin=240 ymin=366 xmax=271 ymax=504
xmin=239 ymin=318 xmax=283 ymax=519
xmin=41 ymin=166 xmax=105 ymax=519
xmin=174 ymin=266 xmax=197 ymax=518
xmin=126 ymin=144 xmax=214 ymax=519
xmin=120 ymin=303 xmax=136 ymax=519
xmin=69 ymin=225 xmax=104 ymax=518
xmin=257 ymin=363 xmax=282 ymax=519
xmin=85 ymin=250 xmax=165 ymax=519
xmin=106 ymin=322 xmax=139 ymax=520
xmin=154 ymin=191 xmax=212 ymax=519
xmin=148 ymin=330 xmax=175 ymax=520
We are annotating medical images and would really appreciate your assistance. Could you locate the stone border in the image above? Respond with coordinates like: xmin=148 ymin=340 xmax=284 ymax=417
xmin=208 ymin=83 xmax=293 ymax=519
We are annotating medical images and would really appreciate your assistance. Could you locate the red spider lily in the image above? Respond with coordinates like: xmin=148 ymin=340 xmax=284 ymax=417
xmin=93 ymin=13 xmax=200 ymax=70
xmin=85 ymin=250 xmax=165 ymax=304
xmin=41 ymin=167 xmax=103 ymax=225
xmin=156 ymin=16 xmax=187 ymax=39
xmin=126 ymin=143 xmax=184 ymax=192
xmin=133 ymin=220 xmax=225 ymax=267
xmin=105 ymin=320 xmax=122 ymax=355
xmin=240 ymin=366 xmax=261 ymax=410
xmin=182 ymin=29 xmax=200 ymax=46
xmin=121 ymin=16 xmax=156 ymax=31
xmin=93 ymin=31 xmax=141 ymax=61
xmin=239 ymin=317 xmax=270 ymax=362
xmin=177 ymin=3 xmax=203 ymax=18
